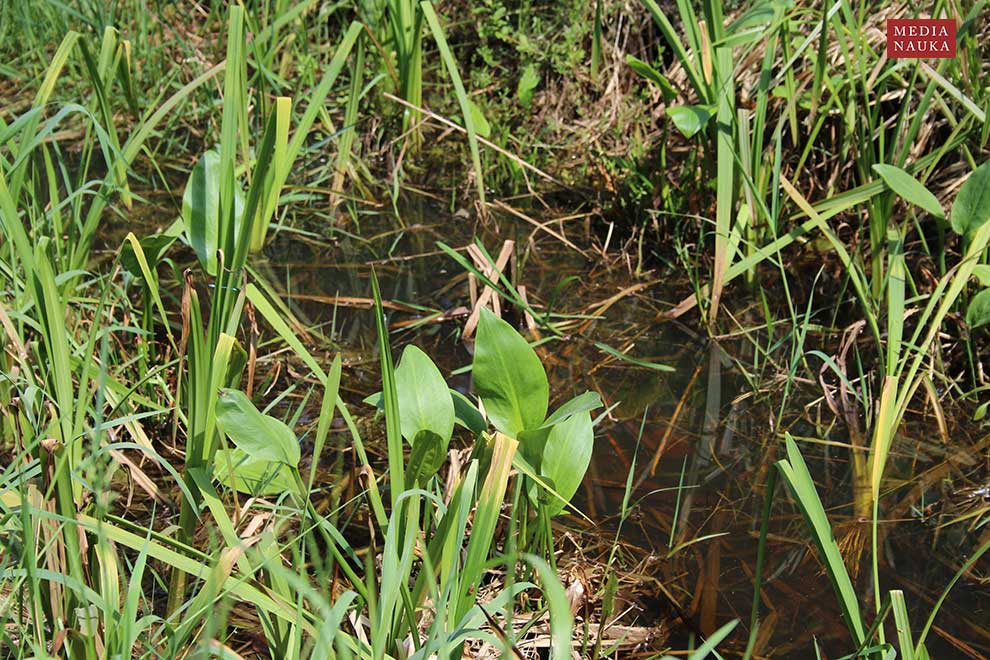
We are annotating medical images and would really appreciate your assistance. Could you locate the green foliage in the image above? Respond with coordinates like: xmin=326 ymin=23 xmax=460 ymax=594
xmin=182 ymin=150 xmax=241 ymax=276
xmin=965 ymin=288 xmax=990 ymax=329
xmin=471 ymin=308 xmax=601 ymax=516
xmin=540 ymin=411 xmax=594 ymax=516
xmin=871 ymin=164 xmax=944 ymax=220
xmin=213 ymin=447 xmax=298 ymax=496
xmin=6 ymin=1 xmax=990 ymax=657
xmin=216 ymin=388 xmax=301 ymax=468
xmin=776 ymin=435 xmax=865 ymax=646
xmin=517 ymin=63 xmax=540 ymax=107
xmin=667 ymin=104 xmax=715 ymax=138
xmin=395 ymin=345 xmax=455 ymax=444
xmin=950 ymin=159 xmax=990 ymax=240
xmin=473 ymin=307 xmax=549 ymax=437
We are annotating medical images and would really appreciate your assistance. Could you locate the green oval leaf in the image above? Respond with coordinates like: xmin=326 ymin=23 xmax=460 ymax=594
xmin=407 ymin=429 xmax=446 ymax=485
xmin=473 ymin=308 xmax=548 ymax=437
xmin=667 ymin=104 xmax=713 ymax=138
xmin=182 ymin=151 xmax=220 ymax=275
xmin=517 ymin=64 xmax=540 ymax=107
xmin=213 ymin=448 xmax=296 ymax=496
xmin=973 ymin=264 xmax=990 ymax=287
xmin=951 ymin=159 xmax=990 ymax=238
xmin=451 ymin=389 xmax=488 ymax=435
xmin=872 ymin=164 xmax=944 ymax=220
xmin=966 ymin=288 xmax=990 ymax=329
xmin=467 ymin=99 xmax=491 ymax=139
xmin=539 ymin=412 xmax=594 ymax=517
xmin=625 ymin=55 xmax=677 ymax=102
xmin=181 ymin=150 xmax=244 ymax=275
xmin=216 ymin=389 xmax=300 ymax=467
xmin=395 ymin=345 xmax=455 ymax=444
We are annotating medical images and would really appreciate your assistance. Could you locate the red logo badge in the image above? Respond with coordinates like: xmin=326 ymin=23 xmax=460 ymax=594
xmin=887 ymin=19 xmax=957 ymax=58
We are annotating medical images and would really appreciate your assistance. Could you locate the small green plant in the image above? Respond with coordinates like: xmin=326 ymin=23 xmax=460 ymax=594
xmin=164 ymin=6 xmax=364 ymax=613
xmin=368 ymin=306 xmax=602 ymax=538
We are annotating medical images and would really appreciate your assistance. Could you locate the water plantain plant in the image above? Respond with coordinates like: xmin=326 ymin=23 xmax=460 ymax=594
xmin=367 ymin=303 xmax=603 ymax=558
xmin=161 ymin=6 xmax=363 ymax=613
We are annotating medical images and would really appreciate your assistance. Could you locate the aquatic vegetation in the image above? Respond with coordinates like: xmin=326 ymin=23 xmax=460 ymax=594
xmin=2 ymin=0 xmax=990 ymax=657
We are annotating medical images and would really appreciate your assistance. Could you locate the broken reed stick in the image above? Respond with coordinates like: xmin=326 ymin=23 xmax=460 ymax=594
xmin=463 ymin=240 xmax=515 ymax=338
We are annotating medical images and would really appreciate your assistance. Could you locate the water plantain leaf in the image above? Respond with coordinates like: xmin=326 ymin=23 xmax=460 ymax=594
xmin=539 ymin=411 xmax=594 ymax=516
xmin=872 ymin=164 xmax=944 ymax=220
xmin=216 ymin=388 xmax=300 ymax=467
xmin=517 ymin=64 xmax=540 ymax=107
xmin=473 ymin=308 xmax=548 ymax=437
xmin=182 ymin=151 xmax=220 ymax=275
xmin=973 ymin=264 xmax=990 ymax=287
xmin=213 ymin=447 xmax=296 ymax=496
xmin=517 ymin=426 xmax=552 ymax=468
xmin=181 ymin=150 xmax=244 ymax=275
xmin=966 ymin=288 xmax=990 ymax=329
xmin=451 ymin=389 xmax=488 ymax=435
xmin=667 ymin=104 xmax=714 ymax=138
xmin=542 ymin=391 xmax=603 ymax=428
xmin=951 ymin=159 xmax=990 ymax=238
xmin=395 ymin=345 xmax=454 ymax=444
xmin=466 ymin=99 xmax=491 ymax=139
xmin=518 ymin=392 xmax=602 ymax=467
xmin=625 ymin=55 xmax=677 ymax=102
xmin=407 ymin=430 xmax=447 ymax=485
xmin=120 ymin=232 xmax=177 ymax=279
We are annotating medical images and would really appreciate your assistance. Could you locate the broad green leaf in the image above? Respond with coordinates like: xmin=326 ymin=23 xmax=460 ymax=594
xmin=625 ymin=55 xmax=676 ymax=101
xmin=872 ymin=164 xmax=944 ymax=220
xmin=182 ymin=151 xmax=220 ymax=275
xmin=466 ymin=99 xmax=491 ymax=139
xmin=667 ymin=104 xmax=713 ymax=138
xmin=966 ymin=288 xmax=990 ymax=328
xmin=213 ymin=448 xmax=296 ymax=495
xmin=973 ymin=264 xmax=990 ymax=287
xmin=216 ymin=389 xmax=300 ymax=467
xmin=542 ymin=391 xmax=603 ymax=427
xmin=395 ymin=345 xmax=455 ymax=444
xmin=451 ymin=389 xmax=487 ymax=435
xmin=181 ymin=150 xmax=244 ymax=275
xmin=950 ymin=159 xmax=990 ymax=238
xmin=120 ymin=232 xmax=177 ymax=279
xmin=517 ymin=64 xmax=540 ymax=107
xmin=473 ymin=308 xmax=548 ymax=437
xmin=539 ymin=412 xmax=594 ymax=516
xmin=407 ymin=430 xmax=446 ymax=485
xmin=517 ymin=426 xmax=552 ymax=468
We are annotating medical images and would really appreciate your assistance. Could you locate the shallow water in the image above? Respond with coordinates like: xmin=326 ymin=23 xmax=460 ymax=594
xmin=110 ymin=197 xmax=990 ymax=656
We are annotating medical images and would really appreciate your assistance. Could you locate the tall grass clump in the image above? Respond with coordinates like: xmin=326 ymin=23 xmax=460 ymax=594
xmin=0 ymin=6 xmax=584 ymax=656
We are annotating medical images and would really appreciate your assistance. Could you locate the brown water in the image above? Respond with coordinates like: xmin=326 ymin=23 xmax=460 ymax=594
xmin=115 ymin=197 xmax=990 ymax=657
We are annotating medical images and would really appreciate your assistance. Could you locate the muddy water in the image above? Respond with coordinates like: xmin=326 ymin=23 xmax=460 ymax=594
xmin=118 ymin=198 xmax=987 ymax=656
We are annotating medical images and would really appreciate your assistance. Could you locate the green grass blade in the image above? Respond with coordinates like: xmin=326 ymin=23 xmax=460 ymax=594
xmin=420 ymin=1 xmax=486 ymax=208
xmin=776 ymin=434 xmax=865 ymax=645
